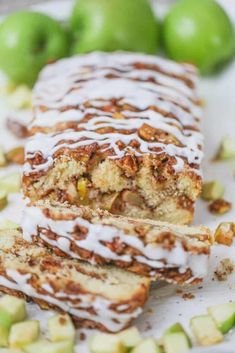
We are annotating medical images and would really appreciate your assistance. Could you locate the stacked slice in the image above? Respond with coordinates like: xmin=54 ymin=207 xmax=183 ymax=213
xmin=0 ymin=52 xmax=210 ymax=332
xmin=22 ymin=200 xmax=212 ymax=285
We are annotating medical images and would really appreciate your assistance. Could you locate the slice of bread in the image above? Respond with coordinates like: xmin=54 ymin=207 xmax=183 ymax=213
xmin=22 ymin=200 xmax=212 ymax=285
xmin=0 ymin=229 xmax=150 ymax=332
xmin=23 ymin=52 xmax=203 ymax=225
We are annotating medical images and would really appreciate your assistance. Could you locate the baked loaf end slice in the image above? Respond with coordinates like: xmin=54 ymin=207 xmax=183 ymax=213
xmin=22 ymin=200 xmax=212 ymax=285
xmin=23 ymin=52 xmax=203 ymax=225
xmin=0 ymin=229 xmax=150 ymax=332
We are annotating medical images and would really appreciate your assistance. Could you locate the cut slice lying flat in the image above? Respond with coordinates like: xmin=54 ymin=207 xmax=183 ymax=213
xmin=0 ymin=229 xmax=150 ymax=333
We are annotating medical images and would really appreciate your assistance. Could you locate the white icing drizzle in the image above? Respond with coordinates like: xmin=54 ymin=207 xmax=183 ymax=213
xmin=22 ymin=206 xmax=209 ymax=280
xmin=24 ymin=128 xmax=203 ymax=175
xmin=26 ymin=52 xmax=203 ymax=176
xmin=37 ymin=52 xmax=197 ymax=85
xmin=0 ymin=269 xmax=142 ymax=332
xmin=34 ymin=78 xmax=200 ymax=115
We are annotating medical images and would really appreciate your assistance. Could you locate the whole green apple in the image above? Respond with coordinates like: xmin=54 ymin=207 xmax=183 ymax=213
xmin=163 ymin=0 xmax=235 ymax=74
xmin=0 ymin=11 xmax=69 ymax=86
xmin=70 ymin=0 xmax=159 ymax=54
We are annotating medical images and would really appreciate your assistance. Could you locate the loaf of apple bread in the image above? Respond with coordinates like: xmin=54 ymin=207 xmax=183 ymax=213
xmin=0 ymin=228 xmax=150 ymax=332
xmin=23 ymin=52 xmax=203 ymax=224
xmin=22 ymin=200 xmax=212 ymax=285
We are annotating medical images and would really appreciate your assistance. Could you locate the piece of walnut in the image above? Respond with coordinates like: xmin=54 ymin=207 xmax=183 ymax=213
xmin=214 ymin=258 xmax=234 ymax=281
xmin=209 ymin=199 xmax=232 ymax=215
xmin=6 ymin=146 xmax=25 ymax=165
xmin=214 ymin=222 xmax=235 ymax=246
xmin=6 ymin=116 xmax=29 ymax=138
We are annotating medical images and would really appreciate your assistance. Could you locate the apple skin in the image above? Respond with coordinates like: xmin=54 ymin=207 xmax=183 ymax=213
xmin=163 ymin=0 xmax=235 ymax=74
xmin=0 ymin=11 xmax=70 ymax=86
xmin=70 ymin=0 xmax=159 ymax=54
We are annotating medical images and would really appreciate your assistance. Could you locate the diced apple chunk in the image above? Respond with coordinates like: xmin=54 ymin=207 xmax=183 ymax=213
xmin=89 ymin=334 xmax=127 ymax=353
xmin=131 ymin=338 xmax=162 ymax=353
xmin=0 ymin=172 xmax=21 ymax=194
xmin=9 ymin=320 xmax=39 ymax=348
xmin=216 ymin=136 xmax=235 ymax=160
xmin=48 ymin=314 xmax=75 ymax=342
xmin=0 ymin=82 xmax=17 ymax=96
xmin=163 ymin=332 xmax=190 ymax=353
xmin=24 ymin=340 xmax=74 ymax=353
xmin=76 ymin=178 xmax=88 ymax=201
xmin=164 ymin=322 xmax=185 ymax=335
xmin=0 ymin=307 xmax=13 ymax=347
xmin=118 ymin=327 xmax=141 ymax=349
xmin=164 ymin=322 xmax=191 ymax=347
xmin=0 ymin=219 xmax=19 ymax=231
xmin=201 ymin=181 xmax=224 ymax=201
xmin=7 ymin=85 xmax=32 ymax=110
xmin=190 ymin=315 xmax=223 ymax=346
xmin=208 ymin=303 xmax=235 ymax=333
xmin=0 ymin=295 xmax=26 ymax=323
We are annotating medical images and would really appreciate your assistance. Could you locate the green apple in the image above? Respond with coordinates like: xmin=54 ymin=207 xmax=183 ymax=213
xmin=9 ymin=320 xmax=39 ymax=348
xmin=163 ymin=0 xmax=235 ymax=74
xmin=0 ymin=307 xmax=13 ymax=347
xmin=70 ymin=0 xmax=159 ymax=54
xmin=163 ymin=332 xmax=190 ymax=353
xmin=89 ymin=334 xmax=126 ymax=353
xmin=208 ymin=303 xmax=235 ymax=334
xmin=0 ymin=295 xmax=26 ymax=323
xmin=164 ymin=322 xmax=192 ymax=347
xmin=190 ymin=315 xmax=223 ymax=346
xmin=0 ymin=172 xmax=21 ymax=194
xmin=24 ymin=340 xmax=74 ymax=353
xmin=131 ymin=338 xmax=162 ymax=353
xmin=47 ymin=314 xmax=75 ymax=343
xmin=0 ymin=11 xmax=69 ymax=86
xmin=117 ymin=327 xmax=141 ymax=349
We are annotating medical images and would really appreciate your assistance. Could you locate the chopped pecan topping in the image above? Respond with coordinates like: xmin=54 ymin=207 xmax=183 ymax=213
xmin=156 ymin=232 xmax=176 ymax=250
xmin=138 ymin=123 xmax=182 ymax=146
xmin=116 ymin=155 xmax=138 ymax=177
xmin=134 ymin=224 xmax=152 ymax=237
xmin=40 ymin=257 xmax=61 ymax=271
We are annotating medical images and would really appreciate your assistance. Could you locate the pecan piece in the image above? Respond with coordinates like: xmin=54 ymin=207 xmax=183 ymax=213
xmin=209 ymin=199 xmax=232 ymax=215
xmin=214 ymin=222 xmax=235 ymax=246
xmin=6 ymin=146 xmax=25 ymax=165
xmin=116 ymin=155 xmax=138 ymax=177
